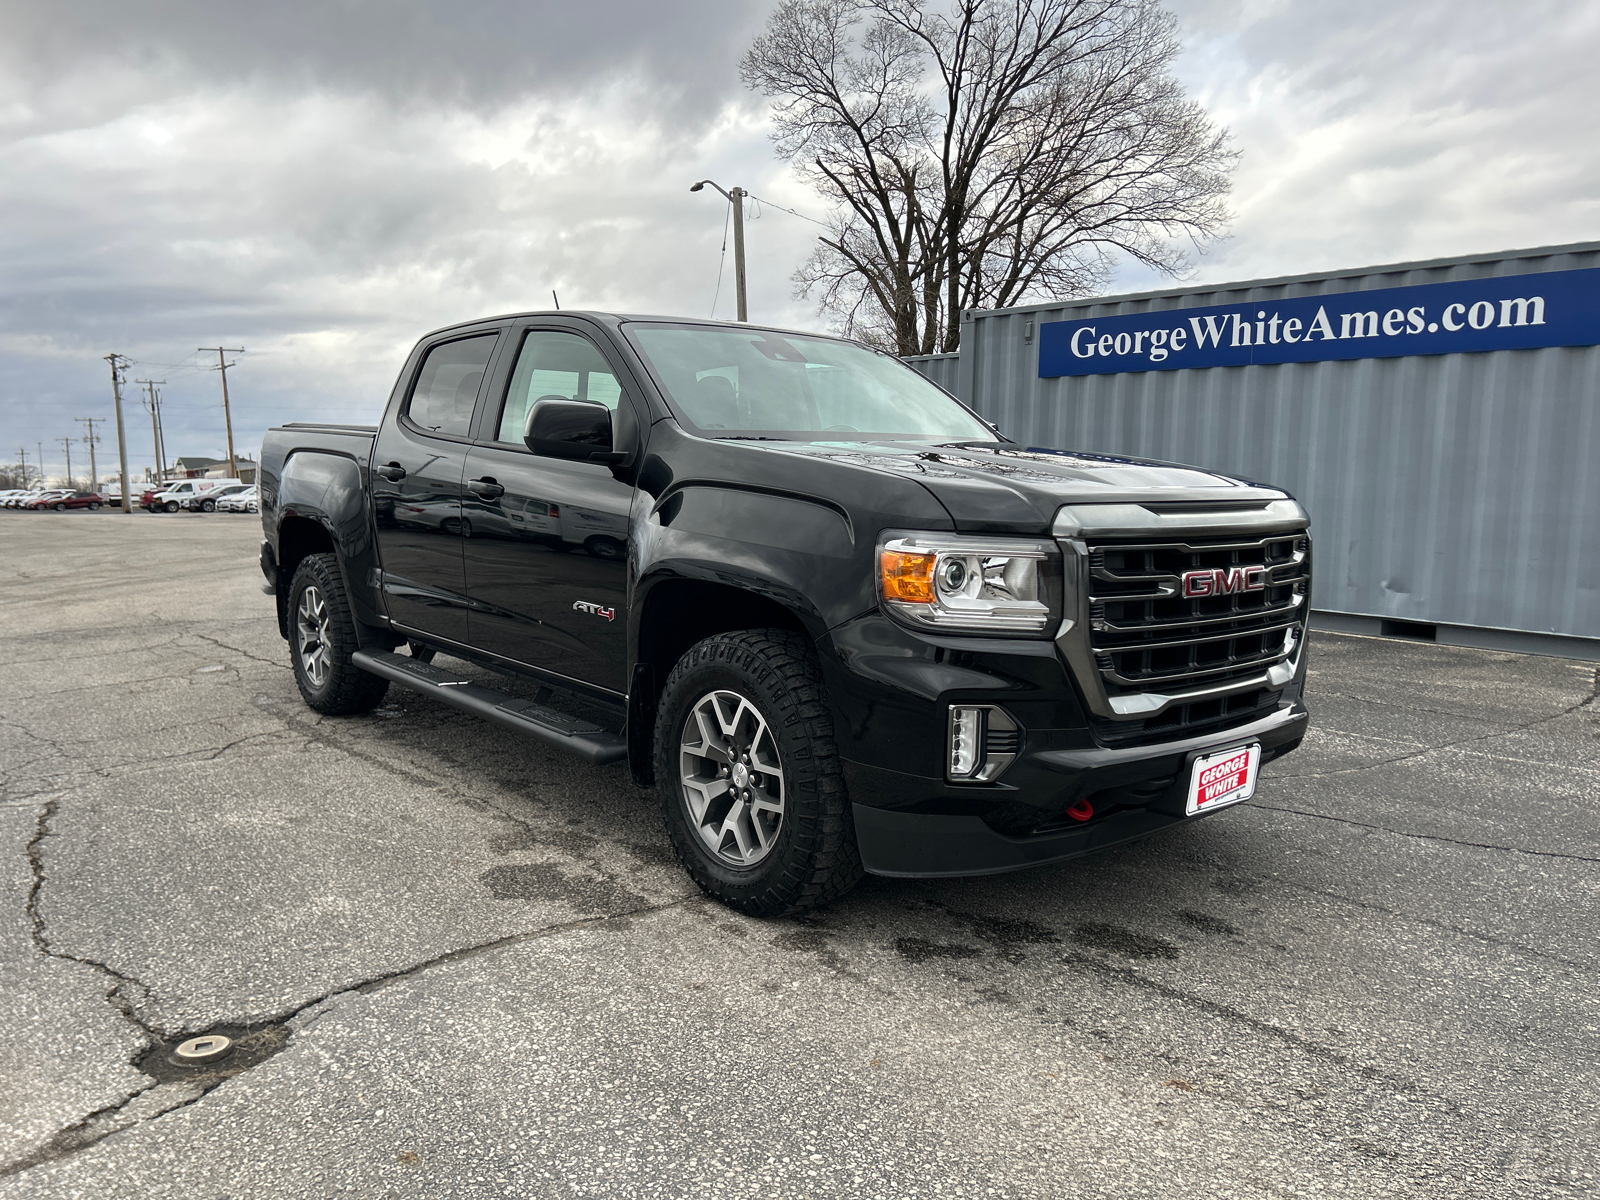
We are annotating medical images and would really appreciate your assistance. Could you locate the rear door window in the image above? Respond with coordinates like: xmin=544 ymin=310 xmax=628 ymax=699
xmin=406 ymin=334 xmax=499 ymax=437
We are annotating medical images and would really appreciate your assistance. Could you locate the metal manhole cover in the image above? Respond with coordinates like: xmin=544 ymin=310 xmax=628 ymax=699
xmin=171 ymin=1034 xmax=234 ymax=1065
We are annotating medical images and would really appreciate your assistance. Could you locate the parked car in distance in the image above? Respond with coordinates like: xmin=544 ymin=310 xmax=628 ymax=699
xmin=216 ymin=485 xmax=259 ymax=513
xmin=187 ymin=483 xmax=252 ymax=512
xmin=30 ymin=490 xmax=103 ymax=511
xmin=150 ymin=479 xmax=241 ymax=513
xmin=4 ymin=490 xmax=55 ymax=509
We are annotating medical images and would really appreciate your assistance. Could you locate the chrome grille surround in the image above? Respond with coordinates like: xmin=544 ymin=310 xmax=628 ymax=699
xmin=1053 ymin=500 xmax=1312 ymax=724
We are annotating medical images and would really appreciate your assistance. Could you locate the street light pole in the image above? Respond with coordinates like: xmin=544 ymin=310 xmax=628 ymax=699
xmin=690 ymin=180 xmax=748 ymax=322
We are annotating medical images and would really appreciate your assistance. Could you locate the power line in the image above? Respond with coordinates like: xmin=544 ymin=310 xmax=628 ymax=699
xmin=744 ymin=192 xmax=831 ymax=228
xmin=710 ymin=198 xmax=732 ymax=318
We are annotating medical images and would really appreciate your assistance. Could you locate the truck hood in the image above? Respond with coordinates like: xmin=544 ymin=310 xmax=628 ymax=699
xmin=761 ymin=439 xmax=1292 ymax=532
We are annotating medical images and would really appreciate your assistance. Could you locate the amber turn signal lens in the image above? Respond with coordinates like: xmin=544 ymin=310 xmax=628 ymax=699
xmin=880 ymin=549 xmax=937 ymax=603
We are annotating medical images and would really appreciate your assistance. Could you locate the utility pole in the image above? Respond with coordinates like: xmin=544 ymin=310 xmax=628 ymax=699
xmin=17 ymin=446 xmax=29 ymax=488
xmin=103 ymin=353 xmax=133 ymax=512
xmin=136 ymin=379 xmax=167 ymax=483
xmin=199 ymin=347 xmax=244 ymax=480
xmin=77 ymin=416 xmax=104 ymax=491
xmin=58 ymin=437 xmax=73 ymax=490
xmin=690 ymin=180 xmax=749 ymax=322
xmin=154 ymin=385 xmax=168 ymax=479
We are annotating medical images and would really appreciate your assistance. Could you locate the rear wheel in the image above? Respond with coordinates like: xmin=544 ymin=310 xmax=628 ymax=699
xmin=655 ymin=629 xmax=862 ymax=917
xmin=288 ymin=553 xmax=389 ymax=715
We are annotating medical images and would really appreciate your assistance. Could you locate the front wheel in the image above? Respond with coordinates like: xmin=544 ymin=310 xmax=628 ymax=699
xmin=88 ymin=501 xmax=101 ymax=510
xmin=201 ymin=499 xmax=216 ymax=512
xmin=163 ymin=501 xmax=179 ymax=513
xmin=287 ymin=553 xmax=390 ymax=715
xmin=52 ymin=502 xmax=65 ymax=511
xmin=655 ymin=629 xmax=862 ymax=917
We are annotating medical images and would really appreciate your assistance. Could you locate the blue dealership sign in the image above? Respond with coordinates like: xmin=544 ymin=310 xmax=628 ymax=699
xmin=1038 ymin=268 xmax=1600 ymax=377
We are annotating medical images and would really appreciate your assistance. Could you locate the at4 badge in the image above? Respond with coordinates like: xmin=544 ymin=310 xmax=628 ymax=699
xmin=573 ymin=601 xmax=616 ymax=622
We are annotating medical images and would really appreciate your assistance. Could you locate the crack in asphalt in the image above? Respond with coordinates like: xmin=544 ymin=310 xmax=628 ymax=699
xmin=1 ymin=895 xmax=694 ymax=1181
xmin=1269 ymin=878 xmax=1593 ymax=972
xmin=194 ymin=632 xmax=293 ymax=670
xmin=919 ymin=901 xmax=1461 ymax=1114
xmin=1273 ymin=667 xmax=1598 ymax=783
xmin=1250 ymin=803 xmax=1600 ymax=864
xmin=7 ymin=633 xmax=695 ymax=1182
xmin=1050 ymin=948 xmax=1448 ymax=1105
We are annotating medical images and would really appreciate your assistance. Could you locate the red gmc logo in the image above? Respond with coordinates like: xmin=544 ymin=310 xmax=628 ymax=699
xmin=1182 ymin=566 xmax=1268 ymax=598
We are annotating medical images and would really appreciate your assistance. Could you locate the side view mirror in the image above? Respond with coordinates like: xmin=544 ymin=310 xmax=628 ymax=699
xmin=524 ymin=397 xmax=623 ymax=464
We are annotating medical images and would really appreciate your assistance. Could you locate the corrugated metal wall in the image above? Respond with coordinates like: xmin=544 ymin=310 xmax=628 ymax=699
xmin=903 ymin=351 xmax=961 ymax=396
xmin=905 ymin=241 xmax=1600 ymax=641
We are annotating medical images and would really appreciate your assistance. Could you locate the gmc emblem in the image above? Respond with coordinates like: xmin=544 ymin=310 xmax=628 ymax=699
xmin=572 ymin=601 xmax=617 ymax=622
xmin=1182 ymin=565 xmax=1268 ymax=599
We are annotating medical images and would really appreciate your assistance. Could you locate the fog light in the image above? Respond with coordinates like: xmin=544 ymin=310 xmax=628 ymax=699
xmin=946 ymin=705 xmax=1021 ymax=783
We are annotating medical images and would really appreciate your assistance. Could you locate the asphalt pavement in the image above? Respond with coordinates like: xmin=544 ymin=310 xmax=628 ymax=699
xmin=1 ymin=512 xmax=1596 ymax=1199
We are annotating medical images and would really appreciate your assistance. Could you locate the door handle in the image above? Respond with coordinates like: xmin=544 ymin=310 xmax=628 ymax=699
xmin=374 ymin=462 xmax=407 ymax=482
xmin=467 ymin=477 xmax=505 ymax=500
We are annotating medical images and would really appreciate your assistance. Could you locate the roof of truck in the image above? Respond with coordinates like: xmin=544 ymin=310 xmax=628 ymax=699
xmin=418 ymin=310 xmax=849 ymax=344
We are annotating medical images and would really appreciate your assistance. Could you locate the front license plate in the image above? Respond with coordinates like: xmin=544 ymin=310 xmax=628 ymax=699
xmin=1186 ymin=744 xmax=1261 ymax=816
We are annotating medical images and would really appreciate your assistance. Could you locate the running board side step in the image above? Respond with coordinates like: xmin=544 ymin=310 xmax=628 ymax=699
xmin=350 ymin=650 xmax=628 ymax=765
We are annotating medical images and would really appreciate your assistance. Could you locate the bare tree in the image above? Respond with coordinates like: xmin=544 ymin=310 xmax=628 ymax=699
xmin=742 ymin=0 xmax=1235 ymax=354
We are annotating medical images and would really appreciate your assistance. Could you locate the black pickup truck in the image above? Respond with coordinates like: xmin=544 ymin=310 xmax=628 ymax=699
xmin=259 ymin=312 xmax=1311 ymax=915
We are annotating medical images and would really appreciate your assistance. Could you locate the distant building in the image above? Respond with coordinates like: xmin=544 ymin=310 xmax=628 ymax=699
xmin=172 ymin=455 xmax=256 ymax=483
xmin=172 ymin=456 xmax=225 ymax=478
xmin=208 ymin=457 xmax=256 ymax=484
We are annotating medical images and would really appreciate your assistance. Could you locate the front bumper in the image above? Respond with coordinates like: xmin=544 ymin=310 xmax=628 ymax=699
xmin=822 ymin=611 xmax=1309 ymax=878
xmin=850 ymin=701 xmax=1306 ymax=876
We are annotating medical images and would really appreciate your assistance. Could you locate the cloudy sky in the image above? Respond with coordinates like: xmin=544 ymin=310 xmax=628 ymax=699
xmin=2 ymin=0 xmax=1596 ymax=484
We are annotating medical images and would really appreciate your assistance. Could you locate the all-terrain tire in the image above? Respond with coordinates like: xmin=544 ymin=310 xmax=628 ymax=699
xmin=287 ymin=553 xmax=390 ymax=715
xmin=654 ymin=629 xmax=863 ymax=917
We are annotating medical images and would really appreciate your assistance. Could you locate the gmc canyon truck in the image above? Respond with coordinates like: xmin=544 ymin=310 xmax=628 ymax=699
xmin=259 ymin=312 xmax=1311 ymax=915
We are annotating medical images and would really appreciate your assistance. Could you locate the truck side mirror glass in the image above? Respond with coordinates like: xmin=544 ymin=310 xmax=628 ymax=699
xmin=524 ymin=397 xmax=621 ymax=463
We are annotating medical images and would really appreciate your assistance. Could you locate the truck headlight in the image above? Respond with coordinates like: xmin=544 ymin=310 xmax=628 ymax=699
xmin=878 ymin=532 xmax=1056 ymax=635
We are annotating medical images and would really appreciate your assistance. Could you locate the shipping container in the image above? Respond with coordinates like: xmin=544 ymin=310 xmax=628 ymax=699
xmin=905 ymin=240 xmax=1600 ymax=659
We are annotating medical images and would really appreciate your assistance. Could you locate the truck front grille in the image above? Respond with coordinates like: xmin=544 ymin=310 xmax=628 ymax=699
xmin=1087 ymin=532 xmax=1310 ymax=695
xmin=1092 ymin=687 xmax=1284 ymax=748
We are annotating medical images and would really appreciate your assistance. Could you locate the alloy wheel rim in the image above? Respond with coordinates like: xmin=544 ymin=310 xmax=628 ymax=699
xmin=679 ymin=689 xmax=785 ymax=867
xmin=296 ymin=585 xmax=332 ymax=688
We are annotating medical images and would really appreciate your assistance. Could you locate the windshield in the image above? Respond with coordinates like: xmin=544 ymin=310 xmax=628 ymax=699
xmin=626 ymin=324 xmax=996 ymax=442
